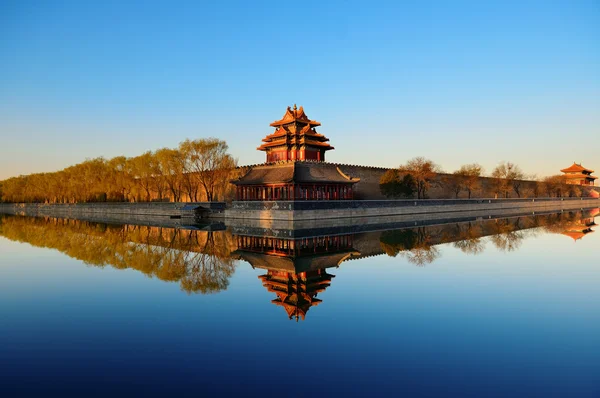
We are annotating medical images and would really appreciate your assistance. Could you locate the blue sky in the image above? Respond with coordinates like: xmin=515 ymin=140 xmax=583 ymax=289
xmin=0 ymin=0 xmax=598 ymax=180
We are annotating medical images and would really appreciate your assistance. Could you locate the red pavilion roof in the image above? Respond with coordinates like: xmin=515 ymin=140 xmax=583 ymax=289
xmin=561 ymin=163 xmax=594 ymax=173
xmin=562 ymin=173 xmax=598 ymax=180
xmin=270 ymin=105 xmax=321 ymax=127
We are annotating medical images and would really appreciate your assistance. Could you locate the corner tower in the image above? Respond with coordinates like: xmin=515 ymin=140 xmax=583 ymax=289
xmin=258 ymin=105 xmax=334 ymax=162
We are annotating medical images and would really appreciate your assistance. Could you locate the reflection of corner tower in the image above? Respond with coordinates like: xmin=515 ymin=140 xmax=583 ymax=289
xmin=259 ymin=269 xmax=334 ymax=321
xmin=233 ymin=234 xmax=360 ymax=321
xmin=561 ymin=208 xmax=598 ymax=241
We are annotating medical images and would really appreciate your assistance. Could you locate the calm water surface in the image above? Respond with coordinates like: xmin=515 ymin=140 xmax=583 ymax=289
xmin=0 ymin=211 xmax=599 ymax=397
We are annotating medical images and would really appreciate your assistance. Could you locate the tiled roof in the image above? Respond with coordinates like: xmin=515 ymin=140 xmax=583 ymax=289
xmin=260 ymin=106 xmax=333 ymax=153
xmin=561 ymin=163 xmax=594 ymax=173
xmin=270 ymin=105 xmax=321 ymax=127
xmin=231 ymin=162 xmax=360 ymax=185
xmin=561 ymin=230 xmax=594 ymax=241
xmin=562 ymin=173 xmax=598 ymax=180
xmin=233 ymin=250 xmax=360 ymax=272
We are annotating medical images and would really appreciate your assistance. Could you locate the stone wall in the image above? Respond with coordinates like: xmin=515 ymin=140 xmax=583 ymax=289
xmin=335 ymin=164 xmax=389 ymax=200
xmin=0 ymin=202 xmax=226 ymax=223
xmin=331 ymin=162 xmax=600 ymax=200
xmin=225 ymin=197 xmax=600 ymax=221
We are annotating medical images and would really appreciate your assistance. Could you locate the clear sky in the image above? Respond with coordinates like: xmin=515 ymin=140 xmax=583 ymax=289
xmin=0 ymin=0 xmax=598 ymax=180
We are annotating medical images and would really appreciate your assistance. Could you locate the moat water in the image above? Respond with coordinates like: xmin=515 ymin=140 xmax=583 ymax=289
xmin=0 ymin=210 xmax=599 ymax=397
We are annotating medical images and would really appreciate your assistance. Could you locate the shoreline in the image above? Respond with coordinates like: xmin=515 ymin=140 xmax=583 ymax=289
xmin=1 ymin=198 xmax=599 ymax=233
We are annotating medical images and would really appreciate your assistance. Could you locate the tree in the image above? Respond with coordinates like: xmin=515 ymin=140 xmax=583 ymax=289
xmin=491 ymin=161 xmax=525 ymax=198
xmin=380 ymin=169 xmax=417 ymax=198
xmin=179 ymin=138 xmax=234 ymax=202
xmin=212 ymin=155 xmax=238 ymax=202
xmin=442 ymin=175 xmax=463 ymax=198
xmin=454 ymin=163 xmax=483 ymax=199
xmin=130 ymin=152 xmax=155 ymax=201
xmin=155 ymin=148 xmax=184 ymax=202
xmin=399 ymin=157 xmax=441 ymax=199
xmin=543 ymin=175 xmax=566 ymax=198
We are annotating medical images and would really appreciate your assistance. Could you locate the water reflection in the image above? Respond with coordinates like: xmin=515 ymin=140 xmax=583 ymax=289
xmin=233 ymin=234 xmax=359 ymax=321
xmin=0 ymin=216 xmax=236 ymax=294
xmin=0 ymin=209 xmax=597 ymax=305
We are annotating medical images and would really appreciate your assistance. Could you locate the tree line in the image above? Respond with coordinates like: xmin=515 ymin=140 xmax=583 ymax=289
xmin=0 ymin=138 xmax=238 ymax=203
xmin=0 ymin=215 xmax=236 ymax=294
xmin=379 ymin=210 xmax=590 ymax=266
xmin=380 ymin=157 xmax=593 ymax=199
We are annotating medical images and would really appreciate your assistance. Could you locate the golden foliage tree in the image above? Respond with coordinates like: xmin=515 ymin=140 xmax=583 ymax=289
xmin=491 ymin=161 xmax=525 ymax=198
xmin=0 ymin=138 xmax=238 ymax=203
xmin=454 ymin=163 xmax=483 ymax=199
xmin=399 ymin=157 xmax=441 ymax=199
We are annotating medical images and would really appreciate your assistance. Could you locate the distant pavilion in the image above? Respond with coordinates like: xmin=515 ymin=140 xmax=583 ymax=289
xmin=560 ymin=163 xmax=597 ymax=186
xmin=232 ymin=105 xmax=359 ymax=201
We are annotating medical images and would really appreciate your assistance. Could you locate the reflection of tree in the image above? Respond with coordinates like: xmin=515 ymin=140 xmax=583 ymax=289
xmin=450 ymin=222 xmax=486 ymax=255
xmin=489 ymin=231 xmax=525 ymax=252
xmin=378 ymin=210 xmax=599 ymax=263
xmin=0 ymin=215 xmax=236 ymax=294
xmin=402 ymin=246 xmax=440 ymax=266
xmin=488 ymin=218 xmax=531 ymax=253
xmin=453 ymin=238 xmax=485 ymax=255
xmin=380 ymin=227 xmax=440 ymax=266
xmin=180 ymin=233 xmax=236 ymax=294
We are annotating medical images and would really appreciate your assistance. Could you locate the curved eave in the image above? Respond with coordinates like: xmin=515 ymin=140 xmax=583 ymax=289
xmin=270 ymin=120 xmax=321 ymax=127
xmin=563 ymin=174 xmax=598 ymax=180
xmin=561 ymin=164 xmax=594 ymax=173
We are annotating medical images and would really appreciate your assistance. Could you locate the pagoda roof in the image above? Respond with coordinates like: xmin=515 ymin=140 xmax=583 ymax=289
xmin=561 ymin=163 xmax=594 ymax=173
xmin=272 ymin=297 xmax=321 ymax=321
xmin=561 ymin=173 xmax=598 ymax=180
xmin=232 ymin=249 xmax=361 ymax=272
xmin=230 ymin=162 xmax=360 ymax=186
xmin=561 ymin=229 xmax=594 ymax=241
xmin=262 ymin=126 xmax=328 ymax=142
xmin=257 ymin=137 xmax=334 ymax=150
xmin=270 ymin=105 xmax=321 ymax=127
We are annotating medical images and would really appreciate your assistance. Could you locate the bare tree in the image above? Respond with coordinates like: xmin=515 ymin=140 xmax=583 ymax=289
xmin=492 ymin=161 xmax=525 ymax=198
xmin=443 ymin=174 xmax=463 ymax=198
xmin=399 ymin=157 xmax=441 ymax=199
xmin=454 ymin=163 xmax=483 ymax=199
